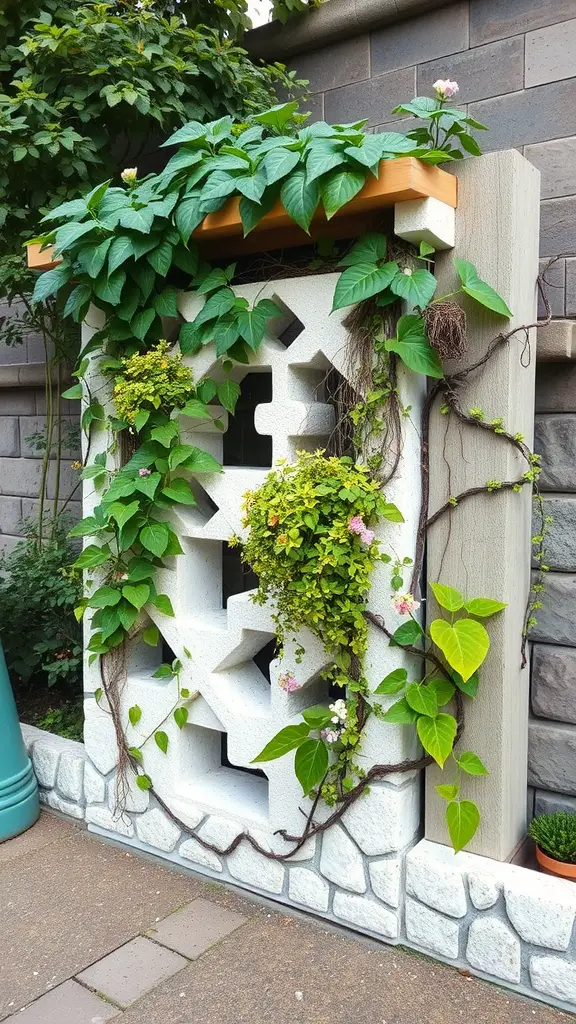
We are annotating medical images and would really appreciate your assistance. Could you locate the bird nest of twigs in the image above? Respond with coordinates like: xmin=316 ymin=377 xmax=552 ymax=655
xmin=424 ymin=301 xmax=467 ymax=359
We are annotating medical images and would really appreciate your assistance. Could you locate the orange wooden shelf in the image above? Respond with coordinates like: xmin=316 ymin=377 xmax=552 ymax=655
xmin=27 ymin=158 xmax=457 ymax=270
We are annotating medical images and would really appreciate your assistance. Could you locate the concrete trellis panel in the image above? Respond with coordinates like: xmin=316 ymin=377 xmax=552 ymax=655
xmin=81 ymin=271 xmax=425 ymax=937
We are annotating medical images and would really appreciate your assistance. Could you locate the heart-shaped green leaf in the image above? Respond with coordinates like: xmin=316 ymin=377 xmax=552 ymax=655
xmin=338 ymin=232 xmax=387 ymax=267
xmin=122 ymin=583 xmax=150 ymax=611
xmin=252 ymin=723 xmax=310 ymax=762
xmin=430 ymin=582 xmax=464 ymax=612
xmin=452 ymin=670 xmax=479 ymax=698
xmin=294 ymin=738 xmax=329 ymax=794
xmin=153 ymin=594 xmax=174 ymax=617
xmin=332 ymin=261 xmax=397 ymax=311
xmin=446 ymin=798 xmax=480 ymax=853
xmin=89 ymin=586 xmax=121 ymax=608
xmin=162 ymin=478 xmax=197 ymax=505
xmin=280 ymin=169 xmax=319 ymax=232
xmin=430 ymin=618 xmax=490 ymax=682
xmin=382 ymin=697 xmax=418 ymax=724
xmin=320 ymin=167 xmax=366 ymax=219
xmin=117 ymin=600 xmax=139 ymax=631
xmin=139 ymin=522 xmax=170 ymax=557
xmin=385 ymin=314 xmax=443 ymax=379
xmin=456 ymin=751 xmax=488 ymax=776
xmin=374 ymin=668 xmax=407 ymax=695
xmin=155 ymin=730 xmax=169 ymax=754
xmin=302 ymin=704 xmax=334 ymax=728
xmin=134 ymin=472 xmax=161 ymax=500
xmin=179 ymin=399 xmax=212 ymax=420
xmin=455 ymin=259 xmax=512 ymax=318
xmin=390 ymin=268 xmax=437 ymax=308
xmin=436 ymin=783 xmax=459 ymax=801
xmin=406 ymin=683 xmax=438 ymax=718
xmin=128 ymin=705 xmax=142 ymax=727
xmin=142 ymin=625 xmax=159 ymax=647
xmin=74 ymin=544 xmax=110 ymax=569
xmin=427 ymin=678 xmax=455 ymax=707
xmin=174 ymin=707 xmax=189 ymax=730
xmin=464 ymin=598 xmax=507 ymax=618
xmin=390 ymin=620 xmax=423 ymax=647
xmin=417 ymin=712 xmax=457 ymax=767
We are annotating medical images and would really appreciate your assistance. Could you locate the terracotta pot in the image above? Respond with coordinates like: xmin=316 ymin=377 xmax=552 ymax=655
xmin=536 ymin=844 xmax=576 ymax=880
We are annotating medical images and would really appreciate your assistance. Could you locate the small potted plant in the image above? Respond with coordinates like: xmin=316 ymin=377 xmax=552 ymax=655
xmin=528 ymin=811 xmax=576 ymax=880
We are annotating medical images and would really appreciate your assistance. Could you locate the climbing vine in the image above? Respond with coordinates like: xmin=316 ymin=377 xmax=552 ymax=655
xmin=30 ymin=81 xmax=546 ymax=856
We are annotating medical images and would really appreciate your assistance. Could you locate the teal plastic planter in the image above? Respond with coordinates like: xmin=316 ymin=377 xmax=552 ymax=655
xmin=0 ymin=640 xmax=39 ymax=841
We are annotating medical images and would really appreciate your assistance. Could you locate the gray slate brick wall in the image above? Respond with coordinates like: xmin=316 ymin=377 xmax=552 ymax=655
xmin=531 ymin=372 xmax=576 ymax=814
xmin=0 ymin=303 xmax=81 ymax=553
xmin=293 ymin=0 xmax=576 ymax=274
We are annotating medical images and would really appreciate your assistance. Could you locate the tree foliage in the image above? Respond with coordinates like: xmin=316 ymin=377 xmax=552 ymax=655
xmin=0 ymin=0 xmax=303 ymax=259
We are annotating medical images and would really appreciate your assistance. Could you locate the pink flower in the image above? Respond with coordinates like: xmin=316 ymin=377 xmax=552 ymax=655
xmin=392 ymin=593 xmax=420 ymax=616
xmin=349 ymin=515 xmax=366 ymax=535
xmin=433 ymin=79 xmax=459 ymax=100
xmin=360 ymin=528 xmax=375 ymax=545
xmin=139 ymin=468 xmax=152 ymax=477
xmin=321 ymin=728 xmax=341 ymax=744
xmin=279 ymin=672 xmax=300 ymax=693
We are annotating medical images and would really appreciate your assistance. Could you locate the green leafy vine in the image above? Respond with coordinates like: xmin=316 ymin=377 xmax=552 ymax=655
xmin=28 ymin=84 xmax=545 ymax=855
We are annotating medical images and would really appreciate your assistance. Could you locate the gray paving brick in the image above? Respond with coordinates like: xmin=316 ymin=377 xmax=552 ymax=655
xmin=526 ymin=18 xmax=576 ymax=88
xmin=530 ymin=572 xmax=576 ymax=645
xmin=325 ymin=65 xmax=416 ymax=127
xmin=0 ymin=340 xmax=26 ymax=366
xmin=0 ymin=534 xmax=20 ymax=556
xmin=418 ymin=36 xmax=524 ymax=105
xmin=526 ymin=137 xmax=576 ymax=200
xmin=21 ymin=497 xmax=82 ymax=525
xmin=0 ymin=417 xmax=19 ymax=457
xmin=532 ymin=643 xmax=576 ymax=724
xmin=371 ymin=2 xmax=468 ymax=75
xmin=25 ymin=333 xmax=51 ymax=364
xmin=0 ymin=388 xmax=37 ymax=415
xmin=540 ymin=196 xmax=576 ymax=258
xmin=470 ymin=80 xmax=576 ymax=151
xmin=536 ymin=363 xmax=576 ymax=413
xmin=0 ymin=457 xmax=79 ymax=500
xmin=19 ymin=415 xmax=80 ymax=460
xmin=470 ymin=0 xmax=576 ymax=46
xmin=147 ymin=898 xmax=247 ymax=959
xmin=291 ymin=36 xmax=369 ymax=94
xmin=534 ymin=413 xmax=576 ymax=490
xmin=533 ymin=494 xmax=576 ymax=571
xmin=0 ymin=495 xmax=22 ymax=535
xmin=77 ymin=937 xmax=187 ymax=1008
xmin=35 ymin=392 xmax=80 ymax=415
xmin=564 ymin=258 xmax=576 ymax=318
xmin=529 ymin=718 xmax=576 ymax=794
xmin=301 ymin=91 xmax=324 ymax=123
xmin=535 ymin=789 xmax=576 ymax=815
xmin=370 ymin=115 xmax=422 ymax=136
xmin=9 ymin=979 xmax=120 ymax=1022
xmin=538 ymin=258 xmax=565 ymax=318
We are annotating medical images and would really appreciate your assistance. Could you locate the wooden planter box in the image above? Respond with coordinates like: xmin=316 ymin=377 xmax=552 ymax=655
xmin=28 ymin=157 xmax=457 ymax=270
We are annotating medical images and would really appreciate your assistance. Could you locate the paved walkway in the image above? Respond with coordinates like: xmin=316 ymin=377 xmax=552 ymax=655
xmin=1 ymin=813 xmax=571 ymax=1023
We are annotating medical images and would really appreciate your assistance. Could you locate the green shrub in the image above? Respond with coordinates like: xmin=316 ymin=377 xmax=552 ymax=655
xmin=0 ymin=519 xmax=83 ymax=692
xmin=34 ymin=698 xmax=84 ymax=742
xmin=529 ymin=811 xmax=576 ymax=863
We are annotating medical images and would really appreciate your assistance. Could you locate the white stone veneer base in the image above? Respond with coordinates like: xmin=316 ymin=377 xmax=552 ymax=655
xmin=23 ymin=724 xmax=576 ymax=1017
